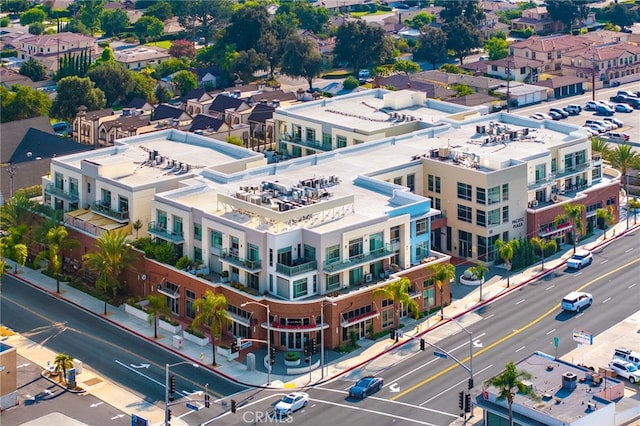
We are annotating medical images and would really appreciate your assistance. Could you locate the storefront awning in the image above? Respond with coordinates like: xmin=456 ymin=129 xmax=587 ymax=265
xmin=341 ymin=311 xmax=379 ymax=328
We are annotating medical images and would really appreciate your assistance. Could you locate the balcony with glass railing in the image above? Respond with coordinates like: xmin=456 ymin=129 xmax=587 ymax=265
xmin=147 ymin=221 xmax=184 ymax=243
xmin=281 ymin=134 xmax=332 ymax=151
xmin=220 ymin=248 xmax=261 ymax=271
xmin=323 ymin=244 xmax=394 ymax=273
xmin=45 ymin=184 xmax=79 ymax=202
xmin=555 ymin=161 xmax=593 ymax=179
xmin=91 ymin=201 xmax=129 ymax=222
xmin=276 ymin=258 xmax=317 ymax=276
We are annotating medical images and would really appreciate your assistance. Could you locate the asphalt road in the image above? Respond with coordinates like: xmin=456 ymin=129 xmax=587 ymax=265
xmin=215 ymin=232 xmax=638 ymax=426
xmin=0 ymin=277 xmax=247 ymax=425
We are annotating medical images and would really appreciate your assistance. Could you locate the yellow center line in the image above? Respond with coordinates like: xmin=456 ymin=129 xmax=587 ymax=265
xmin=391 ymin=257 xmax=640 ymax=401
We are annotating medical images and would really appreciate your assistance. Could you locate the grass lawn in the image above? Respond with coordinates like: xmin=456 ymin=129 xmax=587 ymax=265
xmin=146 ymin=40 xmax=172 ymax=49
xmin=349 ymin=10 xmax=391 ymax=17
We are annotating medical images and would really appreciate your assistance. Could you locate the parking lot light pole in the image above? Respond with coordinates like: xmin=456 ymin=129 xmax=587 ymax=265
xmin=241 ymin=301 xmax=271 ymax=385
xmin=320 ymin=301 xmax=336 ymax=379
xmin=165 ymin=361 xmax=198 ymax=426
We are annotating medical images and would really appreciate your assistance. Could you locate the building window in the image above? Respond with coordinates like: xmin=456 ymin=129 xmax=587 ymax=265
xmin=416 ymin=241 xmax=428 ymax=258
xmin=327 ymin=274 xmax=340 ymax=290
xmin=488 ymin=208 xmax=501 ymax=226
xmin=87 ymin=182 xmax=91 ymax=193
xmin=293 ymin=278 xmax=308 ymax=298
xmin=423 ymin=287 xmax=434 ymax=309
xmin=502 ymin=206 xmax=509 ymax=223
xmin=101 ymin=189 xmax=111 ymax=206
xmin=117 ymin=196 xmax=128 ymax=213
xmin=394 ymin=176 xmax=402 ymax=185
xmin=407 ymin=174 xmax=415 ymax=192
xmin=157 ymin=210 xmax=167 ymax=229
xmin=185 ymin=289 xmax=196 ymax=319
xmin=535 ymin=164 xmax=546 ymax=182
xmin=476 ymin=187 xmax=486 ymax=205
xmin=415 ymin=218 xmax=427 ymax=235
xmin=435 ymin=177 xmax=441 ymax=193
xmin=428 ymin=174 xmax=434 ymax=192
xmin=348 ymin=238 xmax=363 ymax=257
xmin=457 ymin=182 xmax=472 ymax=201
xmin=502 ymin=183 xmax=509 ymax=201
xmin=477 ymin=210 xmax=486 ymax=227
xmin=210 ymin=230 xmax=222 ymax=249
xmin=326 ymin=245 xmax=340 ymax=262
xmin=458 ymin=204 xmax=472 ymax=223
xmin=322 ymin=133 xmax=331 ymax=147
xmin=381 ymin=309 xmax=394 ymax=328
xmin=551 ymin=159 xmax=557 ymax=173
xmin=390 ymin=226 xmax=400 ymax=243
xmin=305 ymin=128 xmax=315 ymax=142
xmin=194 ymin=223 xmax=202 ymax=241
xmin=194 ymin=247 xmax=202 ymax=263
xmin=488 ymin=186 xmax=500 ymax=205
xmin=336 ymin=135 xmax=347 ymax=148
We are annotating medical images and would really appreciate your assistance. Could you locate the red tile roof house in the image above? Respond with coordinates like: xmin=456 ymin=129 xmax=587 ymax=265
xmin=562 ymin=42 xmax=640 ymax=87
xmin=18 ymin=33 xmax=97 ymax=75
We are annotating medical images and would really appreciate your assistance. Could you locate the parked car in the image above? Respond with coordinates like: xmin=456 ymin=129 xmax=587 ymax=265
xmin=586 ymin=119 xmax=615 ymax=131
xmin=529 ymin=113 xmax=552 ymax=120
xmin=595 ymin=104 xmax=615 ymax=116
xmin=584 ymin=123 xmax=607 ymax=134
xmin=274 ymin=392 xmax=309 ymax=416
xmin=548 ymin=110 xmax=564 ymax=120
xmin=582 ymin=126 xmax=600 ymax=137
xmin=613 ymin=348 xmax=640 ymax=369
xmin=566 ymin=250 xmax=593 ymax=269
xmin=609 ymin=360 xmax=640 ymax=383
xmin=617 ymin=90 xmax=638 ymax=99
xmin=605 ymin=131 xmax=630 ymax=142
xmin=564 ymin=104 xmax=582 ymax=115
xmin=615 ymin=103 xmax=634 ymax=113
xmin=603 ymin=117 xmax=624 ymax=128
xmin=349 ymin=376 xmax=384 ymax=399
xmin=549 ymin=107 xmax=569 ymax=118
xmin=584 ymin=101 xmax=600 ymax=111
xmin=610 ymin=95 xmax=630 ymax=103
xmin=561 ymin=291 xmax=592 ymax=312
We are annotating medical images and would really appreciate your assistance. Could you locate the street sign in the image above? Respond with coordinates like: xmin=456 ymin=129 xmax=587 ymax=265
xmin=186 ymin=403 xmax=199 ymax=412
xmin=553 ymin=337 xmax=559 ymax=348
xmin=131 ymin=414 xmax=148 ymax=426
xmin=433 ymin=351 xmax=448 ymax=359
xmin=572 ymin=329 xmax=593 ymax=345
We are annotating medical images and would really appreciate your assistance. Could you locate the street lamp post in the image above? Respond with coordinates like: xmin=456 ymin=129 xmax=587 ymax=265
xmin=320 ymin=301 xmax=336 ymax=379
xmin=591 ymin=55 xmax=596 ymax=101
xmin=241 ymin=301 xmax=271 ymax=385
xmin=165 ymin=361 xmax=198 ymax=426
xmin=7 ymin=163 xmax=16 ymax=198
xmin=441 ymin=314 xmax=474 ymax=389
xmin=626 ymin=174 xmax=630 ymax=230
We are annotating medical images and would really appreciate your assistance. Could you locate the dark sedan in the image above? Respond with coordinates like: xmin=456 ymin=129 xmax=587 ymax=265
xmin=348 ymin=376 xmax=384 ymax=399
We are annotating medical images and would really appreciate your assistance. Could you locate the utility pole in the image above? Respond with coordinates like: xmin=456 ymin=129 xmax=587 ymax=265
xmin=506 ymin=56 xmax=511 ymax=113
xmin=591 ymin=55 xmax=596 ymax=101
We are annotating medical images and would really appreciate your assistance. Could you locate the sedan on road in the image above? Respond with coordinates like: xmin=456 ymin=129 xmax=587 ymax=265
xmin=274 ymin=392 xmax=309 ymax=416
xmin=349 ymin=376 xmax=384 ymax=399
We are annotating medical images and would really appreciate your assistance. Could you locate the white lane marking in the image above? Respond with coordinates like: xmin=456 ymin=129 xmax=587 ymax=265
xmin=484 ymin=314 xmax=495 ymax=320
xmin=600 ymin=259 xmax=609 ymax=264
xmin=602 ymin=297 xmax=611 ymax=304
xmin=574 ymin=271 xmax=583 ymax=277
xmin=575 ymin=312 xmax=584 ymax=319
xmin=90 ymin=402 xmax=104 ymax=408
xmin=625 ymin=248 xmax=633 ymax=253
xmin=545 ymin=285 xmax=555 ymax=291
xmin=629 ymin=283 xmax=637 ymax=289
xmin=546 ymin=328 xmax=556 ymax=335
xmin=516 ymin=299 xmax=526 ymax=305
xmin=110 ymin=414 xmax=125 ymax=420
xmin=389 ymin=383 xmax=400 ymax=392
xmin=419 ymin=364 xmax=494 ymax=406
xmin=115 ymin=359 xmax=164 ymax=387
xmin=515 ymin=346 xmax=526 ymax=353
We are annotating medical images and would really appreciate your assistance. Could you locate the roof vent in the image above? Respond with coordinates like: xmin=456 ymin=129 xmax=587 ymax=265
xmin=562 ymin=372 xmax=577 ymax=390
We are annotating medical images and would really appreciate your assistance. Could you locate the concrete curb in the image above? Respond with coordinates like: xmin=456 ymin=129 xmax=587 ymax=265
xmin=39 ymin=370 xmax=86 ymax=394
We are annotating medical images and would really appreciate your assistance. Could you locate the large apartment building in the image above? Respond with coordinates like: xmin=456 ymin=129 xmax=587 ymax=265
xmin=42 ymin=89 xmax=619 ymax=352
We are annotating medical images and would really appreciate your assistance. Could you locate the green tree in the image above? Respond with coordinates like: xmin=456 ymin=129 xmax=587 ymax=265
xmin=82 ymin=230 xmax=137 ymax=298
xmin=154 ymin=85 xmax=173 ymax=104
xmin=598 ymin=3 xmax=637 ymax=30
xmin=451 ymin=83 xmax=475 ymax=97
xmin=50 ymin=76 xmax=106 ymax=123
xmin=87 ymin=61 xmax=134 ymax=106
xmin=173 ymin=0 xmax=233 ymax=44
xmin=99 ymin=8 xmax=129 ymax=37
xmin=404 ymin=12 xmax=435 ymax=30
xmin=429 ymin=263 xmax=455 ymax=319
xmin=53 ymin=353 xmax=75 ymax=384
xmin=545 ymin=0 xmax=581 ymax=32
xmin=229 ymin=49 xmax=268 ymax=85
xmin=2 ymin=0 xmax=29 ymax=14
xmin=132 ymin=219 xmax=143 ymax=239
xmin=484 ymin=35 xmax=509 ymax=60
xmin=439 ymin=0 xmax=485 ymax=26
xmin=78 ymin=0 xmax=105 ymax=36
xmin=554 ymin=203 xmax=585 ymax=254
xmin=0 ymin=85 xmax=52 ymax=122
xmin=393 ymin=60 xmax=420 ymax=75
xmin=134 ymin=15 xmax=164 ymax=41
xmin=469 ymin=262 xmax=489 ymax=300
xmin=191 ymin=290 xmax=231 ymax=366
xmin=607 ymin=144 xmax=640 ymax=188
xmin=629 ymin=198 xmax=640 ymax=225
xmin=144 ymin=1 xmax=173 ymax=22
xmin=12 ymin=243 xmax=28 ymax=273
xmin=486 ymin=362 xmax=535 ymax=426
xmin=280 ymin=35 xmax=323 ymax=92
xmin=372 ymin=277 xmax=419 ymax=331
xmin=171 ymin=69 xmax=197 ymax=98
xmin=153 ymin=57 xmax=191 ymax=79
xmin=529 ymin=236 xmax=556 ymax=271
xmin=28 ymin=21 xmax=44 ymax=35
xmin=20 ymin=7 xmax=47 ymax=25
xmin=0 ymin=190 xmax=42 ymax=230
xmin=147 ymin=293 xmax=172 ymax=339
xmin=495 ymin=239 xmax=520 ymax=287
xmin=93 ymin=46 xmax=116 ymax=67
xmin=223 ymin=3 xmax=270 ymax=53
xmin=20 ymin=57 xmax=47 ymax=81
xmin=591 ymin=137 xmax=610 ymax=158
xmin=63 ymin=17 xmax=90 ymax=35
xmin=442 ymin=17 xmax=483 ymax=65
xmin=333 ymin=20 xmax=395 ymax=75
xmin=168 ymin=40 xmax=196 ymax=59
xmin=257 ymin=30 xmax=282 ymax=79
xmin=596 ymin=206 xmax=615 ymax=239
xmin=0 ymin=17 xmax=10 ymax=27
xmin=284 ymin=1 xmax=328 ymax=33
xmin=128 ymin=72 xmax=157 ymax=104
xmin=34 ymin=225 xmax=79 ymax=293
xmin=414 ymin=28 xmax=448 ymax=70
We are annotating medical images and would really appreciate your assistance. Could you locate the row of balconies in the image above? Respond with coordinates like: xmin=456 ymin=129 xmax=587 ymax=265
xmin=527 ymin=161 xmax=593 ymax=190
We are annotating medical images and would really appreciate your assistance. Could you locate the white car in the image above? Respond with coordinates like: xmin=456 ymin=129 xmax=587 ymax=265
xmin=585 ymin=101 xmax=601 ymax=111
xmin=584 ymin=123 xmax=607 ymax=134
xmin=567 ymin=250 xmax=593 ymax=269
xmin=603 ymin=117 xmax=623 ymax=128
xmin=529 ymin=113 xmax=552 ymax=120
xmin=274 ymin=392 xmax=309 ymax=416
xmin=614 ymin=348 xmax=640 ymax=369
xmin=609 ymin=360 xmax=640 ymax=383
xmin=561 ymin=291 xmax=593 ymax=312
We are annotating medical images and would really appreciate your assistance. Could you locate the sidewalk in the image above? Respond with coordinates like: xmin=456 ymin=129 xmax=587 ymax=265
xmin=3 ymin=218 xmax=638 ymax=423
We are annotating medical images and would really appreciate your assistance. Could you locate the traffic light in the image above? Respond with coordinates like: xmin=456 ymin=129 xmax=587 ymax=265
xmin=231 ymin=341 xmax=238 ymax=353
xmin=311 ymin=338 xmax=317 ymax=355
xmin=304 ymin=346 xmax=309 ymax=357
xmin=390 ymin=329 xmax=395 ymax=340
xmin=205 ymin=393 xmax=210 ymax=408
xmin=168 ymin=409 xmax=172 ymax=420
xmin=468 ymin=378 xmax=474 ymax=390
xmin=270 ymin=346 xmax=276 ymax=364
xmin=420 ymin=338 xmax=425 ymax=351
xmin=458 ymin=390 xmax=464 ymax=410
xmin=465 ymin=393 xmax=471 ymax=413
xmin=231 ymin=399 xmax=237 ymax=413
xmin=169 ymin=375 xmax=176 ymax=394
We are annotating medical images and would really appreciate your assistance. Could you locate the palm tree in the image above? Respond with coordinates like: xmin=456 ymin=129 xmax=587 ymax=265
xmin=529 ymin=237 xmax=556 ymax=271
xmin=629 ymin=198 xmax=640 ymax=225
xmin=132 ymin=219 xmax=143 ymax=238
xmin=554 ymin=203 xmax=585 ymax=254
xmin=486 ymin=362 xmax=535 ymax=426
xmin=495 ymin=239 xmax=519 ymax=287
xmin=469 ymin=262 xmax=488 ymax=301
xmin=0 ymin=191 xmax=42 ymax=231
xmin=590 ymin=136 xmax=610 ymax=158
xmin=428 ymin=263 xmax=456 ymax=319
xmin=607 ymin=143 xmax=639 ymax=187
xmin=147 ymin=293 xmax=172 ymax=339
xmin=595 ymin=205 xmax=615 ymax=239
xmin=191 ymin=290 xmax=231 ymax=366
xmin=83 ymin=230 xmax=137 ymax=299
xmin=53 ymin=353 xmax=75 ymax=384
xmin=35 ymin=225 xmax=79 ymax=293
xmin=372 ymin=277 xmax=420 ymax=333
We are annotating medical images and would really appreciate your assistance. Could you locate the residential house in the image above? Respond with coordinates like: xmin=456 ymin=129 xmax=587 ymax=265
xmin=194 ymin=67 xmax=220 ymax=89
xmin=0 ymin=68 xmax=33 ymax=88
xmin=377 ymin=74 xmax=456 ymax=99
xmin=535 ymin=75 xmax=586 ymax=99
xmin=562 ymin=42 xmax=640 ymax=86
xmin=247 ymin=103 xmax=275 ymax=151
xmin=0 ymin=342 xmax=17 ymax=411
xmin=486 ymin=55 xmax=545 ymax=83
xmin=510 ymin=6 xmax=562 ymax=35
xmin=151 ymin=104 xmax=193 ymax=128
xmin=126 ymin=97 xmax=155 ymax=115
xmin=207 ymin=94 xmax=252 ymax=126
xmin=246 ymin=90 xmax=297 ymax=108
xmin=189 ymin=114 xmax=228 ymax=135
xmin=96 ymin=114 xmax=158 ymax=146
xmin=509 ymin=34 xmax=591 ymax=78
xmin=114 ymin=46 xmax=170 ymax=70
xmin=18 ymin=33 xmax=97 ymax=74
xmin=73 ymin=106 xmax=116 ymax=147
xmin=414 ymin=71 xmax=505 ymax=95
xmin=185 ymin=88 xmax=214 ymax=116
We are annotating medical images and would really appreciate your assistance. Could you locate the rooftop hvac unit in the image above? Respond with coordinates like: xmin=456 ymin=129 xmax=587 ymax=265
xmin=365 ymin=273 xmax=373 ymax=283
xmin=476 ymin=125 xmax=486 ymax=134
xmin=587 ymin=402 xmax=596 ymax=411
